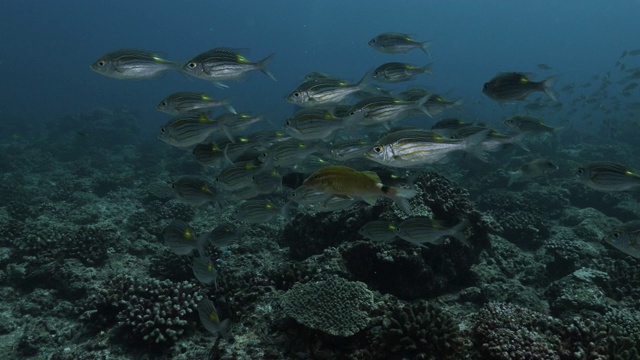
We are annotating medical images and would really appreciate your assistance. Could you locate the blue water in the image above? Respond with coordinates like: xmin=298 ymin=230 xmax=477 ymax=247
xmin=2 ymin=0 xmax=638 ymax=132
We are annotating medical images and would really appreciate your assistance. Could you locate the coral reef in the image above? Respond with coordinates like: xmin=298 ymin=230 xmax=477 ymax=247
xmin=81 ymin=274 xmax=205 ymax=349
xmin=280 ymin=275 xmax=374 ymax=337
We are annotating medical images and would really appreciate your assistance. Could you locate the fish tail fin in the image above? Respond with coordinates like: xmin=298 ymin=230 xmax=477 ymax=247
xmin=421 ymin=62 xmax=434 ymax=75
xmin=196 ymin=232 xmax=211 ymax=257
xmin=221 ymin=98 xmax=237 ymax=114
xmin=387 ymin=187 xmax=417 ymax=214
xmin=420 ymin=41 xmax=432 ymax=56
xmin=221 ymin=125 xmax=235 ymax=144
xmin=510 ymin=132 xmax=531 ymax=152
xmin=449 ymin=219 xmax=470 ymax=245
xmin=417 ymin=93 xmax=433 ymax=118
xmin=542 ymin=76 xmax=557 ymax=102
xmin=213 ymin=81 xmax=229 ymax=89
xmin=464 ymin=129 xmax=490 ymax=162
xmin=257 ymin=53 xmax=277 ymax=81
xmin=280 ymin=201 xmax=293 ymax=223
xmin=222 ymin=143 xmax=236 ymax=166
xmin=507 ymin=171 xmax=520 ymax=187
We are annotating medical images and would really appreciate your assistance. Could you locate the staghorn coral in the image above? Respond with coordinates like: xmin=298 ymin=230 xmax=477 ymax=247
xmin=281 ymin=275 xmax=374 ymax=337
xmin=81 ymin=274 xmax=204 ymax=349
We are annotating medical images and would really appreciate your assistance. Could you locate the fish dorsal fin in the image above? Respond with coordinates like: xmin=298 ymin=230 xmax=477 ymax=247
xmin=362 ymin=171 xmax=381 ymax=183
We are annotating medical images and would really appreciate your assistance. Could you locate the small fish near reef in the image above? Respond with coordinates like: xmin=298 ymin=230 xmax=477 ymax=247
xmin=302 ymin=165 xmax=416 ymax=213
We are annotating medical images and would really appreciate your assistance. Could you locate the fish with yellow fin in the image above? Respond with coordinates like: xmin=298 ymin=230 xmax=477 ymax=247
xmin=302 ymin=166 xmax=416 ymax=213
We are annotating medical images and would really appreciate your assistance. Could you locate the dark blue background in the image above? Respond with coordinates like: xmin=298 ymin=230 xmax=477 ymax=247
xmin=1 ymin=0 xmax=638 ymax=137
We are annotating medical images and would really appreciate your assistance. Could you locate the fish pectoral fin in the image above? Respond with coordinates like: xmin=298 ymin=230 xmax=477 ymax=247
xmin=334 ymin=194 xmax=352 ymax=199
xmin=362 ymin=196 xmax=378 ymax=205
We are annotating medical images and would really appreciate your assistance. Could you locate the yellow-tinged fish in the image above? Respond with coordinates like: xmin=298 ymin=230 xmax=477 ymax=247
xmin=302 ymin=166 xmax=416 ymax=213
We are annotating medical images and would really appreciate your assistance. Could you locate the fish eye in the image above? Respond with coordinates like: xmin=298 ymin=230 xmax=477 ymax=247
xmin=160 ymin=127 xmax=166 ymax=133
xmin=613 ymin=232 xmax=620 ymax=238
xmin=97 ymin=60 xmax=105 ymax=67
xmin=187 ymin=62 xmax=197 ymax=69
xmin=371 ymin=38 xmax=377 ymax=43
xmin=373 ymin=146 xmax=383 ymax=153
xmin=293 ymin=92 xmax=300 ymax=98
xmin=160 ymin=101 xmax=167 ymax=106
xmin=285 ymin=120 xmax=291 ymax=126
xmin=575 ymin=168 xmax=584 ymax=176
xmin=483 ymin=83 xmax=489 ymax=89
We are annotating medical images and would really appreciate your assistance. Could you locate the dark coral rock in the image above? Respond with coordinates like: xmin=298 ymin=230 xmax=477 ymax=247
xmin=472 ymin=302 xmax=561 ymax=360
xmin=6 ymin=200 xmax=35 ymax=221
xmin=148 ymin=247 xmax=194 ymax=282
xmin=281 ymin=201 xmax=386 ymax=260
xmin=475 ymin=189 xmax=550 ymax=250
xmin=413 ymin=171 xmax=474 ymax=221
xmin=373 ymin=300 xmax=464 ymax=359
xmin=343 ymin=239 xmax=479 ymax=300
xmin=594 ymin=256 xmax=640 ymax=302
xmin=156 ymin=201 xmax=196 ymax=222
xmin=13 ymin=224 xmax=117 ymax=267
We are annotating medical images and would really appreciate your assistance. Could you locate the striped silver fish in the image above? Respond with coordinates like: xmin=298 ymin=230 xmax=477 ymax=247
xmin=329 ymin=139 xmax=372 ymax=161
xmin=215 ymin=113 xmax=264 ymax=133
xmin=171 ymin=176 xmax=219 ymax=206
xmin=347 ymin=96 xmax=431 ymax=127
xmin=365 ymin=129 xmax=489 ymax=167
xmin=368 ymin=32 xmax=431 ymax=56
xmin=235 ymin=200 xmax=290 ymax=223
xmin=482 ymin=72 xmax=556 ymax=103
xmin=192 ymin=142 xmax=226 ymax=168
xmin=258 ymin=140 xmax=322 ymax=169
xmin=312 ymin=196 xmax=359 ymax=212
xmin=215 ymin=162 xmax=263 ymax=191
xmin=283 ymin=108 xmax=345 ymax=141
xmin=163 ymin=220 xmax=207 ymax=255
xmin=156 ymin=92 xmax=236 ymax=115
xmin=575 ymin=162 xmax=640 ymax=191
xmin=90 ymin=49 xmax=178 ymax=79
xmin=395 ymin=218 xmax=468 ymax=246
xmin=182 ymin=48 xmax=276 ymax=87
xmin=605 ymin=220 xmax=640 ymax=259
xmin=197 ymin=298 xmax=230 ymax=339
xmin=286 ymin=73 xmax=371 ymax=107
xmin=192 ymin=256 xmax=218 ymax=287
xmin=252 ymin=168 xmax=282 ymax=194
xmin=372 ymin=62 xmax=432 ymax=83
xmin=359 ymin=220 xmax=398 ymax=242
xmin=504 ymin=114 xmax=558 ymax=134
xmin=158 ymin=112 xmax=222 ymax=148
xmin=209 ymin=223 xmax=247 ymax=248
xmin=289 ymin=185 xmax=333 ymax=206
